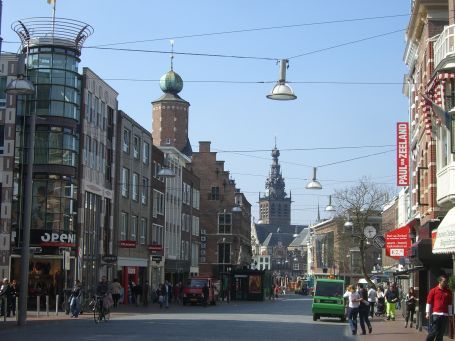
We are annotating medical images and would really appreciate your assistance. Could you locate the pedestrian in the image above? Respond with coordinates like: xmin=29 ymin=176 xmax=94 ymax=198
xmin=385 ymin=283 xmax=399 ymax=320
xmin=426 ymin=275 xmax=453 ymax=341
xmin=376 ymin=287 xmax=386 ymax=316
xmin=69 ymin=280 xmax=82 ymax=318
xmin=10 ymin=279 xmax=18 ymax=317
xmin=163 ymin=280 xmax=171 ymax=308
xmin=0 ymin=278 xmax=12 ymax=317
xmin=344 ymin=285 xmax=362 ymax=336
xmin=358 ymin=284 xmax=372 ymax=335
xmin=405 ymin=287 xmax=416 ymax=328
xmin=134 ymin=282 xmax=142 ymax=306
xmin=111 ymin=278 xmax=122 ymax=308
xmin=202 ymin=283 xmax=209 ymax=307
xmin=367 ymin=285 xmax=377 ymax=318
xmin=173 ymin=282 xmax=180 ymax=304
xmin=142 ymin=281 xmax=150 ymax=307
xmin=274 ymin=284 xmax=280 ymax=299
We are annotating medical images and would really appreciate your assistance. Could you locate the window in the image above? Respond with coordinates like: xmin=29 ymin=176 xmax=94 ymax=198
xmin=133 ymin=135 xmax=140 ymax=159
xmin=121 ymin=167 xmax=129 ymax=197
xmin=293 ymin=263 xmax=299 ymax=271
xmin=120 ymin=212 xmax=128 ymax=240
xmin=143 ymin=142 xmax=149 ymax=164
xmin=218 ymin=213 xmax=232 ymax=234
xmin=152 ymin=223 xmax=163 ymax=245
xmin=132 ymin=173 xmax=139 ymax=201
xmin=0 ymin=76 xmax=7 ymax=107
xmin=153 ymin=190 xmax=164 ymax=216
xmin=218 ymin=243 xmax=231 ymax=264
xmin=210 ymin=186 xmax=220 ymax=200
xmin=94 ymin=97 xmax=99 ymax=125
xmin=142 ymin=177 xmax=148 ymax=204
xmin=131 ymin=215 xmax=138 ymax=241
xmin=123 ymin=128 xmax=130 ymax=153
xmin=140 ymin=218 xmax=147 ymax=245
xmin=0 ymin=125 xmax=4 ymax=155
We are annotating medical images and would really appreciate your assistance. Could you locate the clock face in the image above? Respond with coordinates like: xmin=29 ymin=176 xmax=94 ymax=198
xmin=364 ymin=226 xmax=377 ymax=239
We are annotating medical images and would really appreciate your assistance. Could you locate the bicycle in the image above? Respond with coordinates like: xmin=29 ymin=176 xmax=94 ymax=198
xmin=92 ymin=295 xmax=110 ymax=323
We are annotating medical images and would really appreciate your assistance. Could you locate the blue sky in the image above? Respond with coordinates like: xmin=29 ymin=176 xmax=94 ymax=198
xmin=2 ymin=0 xmax=411 ymax=225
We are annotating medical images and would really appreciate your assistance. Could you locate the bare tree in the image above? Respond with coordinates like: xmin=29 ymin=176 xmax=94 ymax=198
xmin=333 ymin=177 xmax=393 ymax=287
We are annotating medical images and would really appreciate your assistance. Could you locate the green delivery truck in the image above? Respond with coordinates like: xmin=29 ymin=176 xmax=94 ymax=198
xmin=312 ymin=278 xmax=345 ymax=322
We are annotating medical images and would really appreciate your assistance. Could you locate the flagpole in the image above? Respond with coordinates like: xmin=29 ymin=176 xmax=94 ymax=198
xmin=51 ymin=0 xmax=56 ymax=43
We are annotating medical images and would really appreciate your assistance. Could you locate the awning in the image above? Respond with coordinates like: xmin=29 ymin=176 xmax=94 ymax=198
xmin=433 ymin=207 xmax=455 ymax=254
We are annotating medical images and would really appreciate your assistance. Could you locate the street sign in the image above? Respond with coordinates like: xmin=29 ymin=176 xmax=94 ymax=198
xmin=151 ymin=255 xmax=162 ymax=263
xmin=102 ymin=255 xmax=118 ymax=263
xmin=373 ymin=235 xmax=386 ymax=249
xmin=147 ymin=244 xmax=163 ymax=253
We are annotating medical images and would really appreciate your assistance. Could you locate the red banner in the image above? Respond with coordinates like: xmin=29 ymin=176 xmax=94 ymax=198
xmin=385 ymin=224 xmax=411 ymax=259
xmin=397 ymin=122 xmax=409 ymax=186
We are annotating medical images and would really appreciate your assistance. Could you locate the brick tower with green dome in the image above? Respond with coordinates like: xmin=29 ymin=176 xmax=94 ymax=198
xmin=152 ymin=53 xmax=192 ymax=156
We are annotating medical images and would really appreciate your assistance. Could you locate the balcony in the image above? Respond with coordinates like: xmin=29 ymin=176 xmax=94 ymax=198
xmin=434 ymin=25 xmax=455 ymax=72
xmin=437 ymin=163 xmax=455 ymax=206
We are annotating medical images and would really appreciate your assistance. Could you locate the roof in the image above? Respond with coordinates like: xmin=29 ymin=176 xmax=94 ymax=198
xmin=289 ymin=228 xmax=310 ymax=247
xmin=181 ymin=138 xmax=193 ymax=157
xmin=262 ymin=233 xmax=296 ymax=248
xmin=254 ymin=223 xmax=307 ymax=245
xmin=152 ymin=92 xmax=189 ymax=104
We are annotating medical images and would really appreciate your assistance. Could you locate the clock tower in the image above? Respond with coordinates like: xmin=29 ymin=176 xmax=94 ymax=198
xmin=258 ymin=145 xmax=292 ymax=225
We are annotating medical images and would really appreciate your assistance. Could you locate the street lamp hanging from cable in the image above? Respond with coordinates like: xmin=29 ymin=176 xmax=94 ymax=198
xmin=266 ymin=59 xmax=297 ymax=100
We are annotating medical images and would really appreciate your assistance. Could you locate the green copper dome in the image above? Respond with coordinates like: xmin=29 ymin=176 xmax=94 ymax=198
xmin=159 ymin=70 xmax=183 ymax=94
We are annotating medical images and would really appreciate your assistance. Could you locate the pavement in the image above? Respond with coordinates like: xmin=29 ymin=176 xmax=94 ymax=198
xmin=359 ymin=314 xmax=453 ymax=341
xmin=1 ymin=299 xmax=454 ymax=340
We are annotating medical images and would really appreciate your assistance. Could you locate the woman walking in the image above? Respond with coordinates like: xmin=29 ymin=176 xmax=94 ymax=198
xmin=344 ymin=285 xmax=362 ymax=336
xmin=405 ymin=287 xmax=417 ymax=328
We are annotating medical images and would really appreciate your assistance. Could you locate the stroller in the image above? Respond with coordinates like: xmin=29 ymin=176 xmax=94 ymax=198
xmin=375 ymin=296 xmax=386 ymax=316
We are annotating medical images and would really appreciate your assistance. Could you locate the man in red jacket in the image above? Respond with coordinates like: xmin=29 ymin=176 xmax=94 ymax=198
xmin=426 ymin=275 xmax=453 ymax=341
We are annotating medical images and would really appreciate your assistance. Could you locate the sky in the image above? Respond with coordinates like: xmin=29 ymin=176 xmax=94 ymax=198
xmin=2 ymin=0 xmax=411 ymax=225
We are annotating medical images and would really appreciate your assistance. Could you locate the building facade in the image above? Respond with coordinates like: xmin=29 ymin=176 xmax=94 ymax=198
xmin=115 ymin=110 xmax=153 ymax=302
xmin=9 ymin=18 xmax=93 ymax=298
xmin=0 ymin=53 xmax=19 ymax=279
xmin=191 ymin=141 xmax=252 ymax=279
xmin=78 ymin=67 xmax=118 ymax=294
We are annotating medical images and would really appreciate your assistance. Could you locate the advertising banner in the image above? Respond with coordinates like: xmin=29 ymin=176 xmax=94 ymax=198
xmin=397 ymin=122 xmax=409 ymax=186
xmin=385 ymin=224 xmax=411 ymax=259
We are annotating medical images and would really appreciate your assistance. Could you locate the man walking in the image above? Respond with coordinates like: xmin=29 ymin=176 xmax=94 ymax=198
xmin=426 ymin=275 xmax=453 ymax=341
xmin=367 ymin=285 xmax=377 ymax=318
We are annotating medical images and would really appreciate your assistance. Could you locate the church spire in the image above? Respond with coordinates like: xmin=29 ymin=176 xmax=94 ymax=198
xmin=265 ymin=143 xmax=287 ymax=199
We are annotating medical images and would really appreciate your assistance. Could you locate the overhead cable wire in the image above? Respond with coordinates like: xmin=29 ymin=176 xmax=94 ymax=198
xmin=288 ymin=28 xmax=405 ymax=59
xmin=82 ymin=13 xmax=409 ymax=48
xmin=84 ymin=28 xmax=405 ymax=61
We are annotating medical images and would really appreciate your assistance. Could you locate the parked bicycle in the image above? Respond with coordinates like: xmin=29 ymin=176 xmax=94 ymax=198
xmin=91 ymin=295 xmax=110 ymax=323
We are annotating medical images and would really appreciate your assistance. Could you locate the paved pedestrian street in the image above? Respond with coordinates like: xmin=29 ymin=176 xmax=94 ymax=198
xmin=1 ymin=295 xmax=357 ymax=341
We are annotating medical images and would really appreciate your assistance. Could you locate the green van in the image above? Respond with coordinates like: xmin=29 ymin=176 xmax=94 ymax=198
xmin=311 ymin=279 xmax=345 ymax=322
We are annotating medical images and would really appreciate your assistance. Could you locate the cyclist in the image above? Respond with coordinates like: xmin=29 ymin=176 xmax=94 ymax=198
xmin=96 ymin=276 xmax=109 ymax=296
xmin=95 ymin=276 xmax=112 ymax=320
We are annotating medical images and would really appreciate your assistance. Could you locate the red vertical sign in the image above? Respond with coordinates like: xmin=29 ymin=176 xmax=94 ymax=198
xmin=396 ymin=122 xmax=409 ymax=186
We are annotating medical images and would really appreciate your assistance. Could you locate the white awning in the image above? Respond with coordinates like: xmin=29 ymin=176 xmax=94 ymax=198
xmin=433 ymin=207 xmax=455 ymax=254
xmin=117 ymin=257 xmax=148 ymax=267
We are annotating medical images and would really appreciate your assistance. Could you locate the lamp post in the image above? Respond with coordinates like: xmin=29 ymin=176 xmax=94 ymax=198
xmin=6 ymin=71 xmax=35 ymax=326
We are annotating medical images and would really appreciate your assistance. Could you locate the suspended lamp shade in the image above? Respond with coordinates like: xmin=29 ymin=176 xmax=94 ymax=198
xmin=306 ymin=167 xmax=322 ymax=190
xmin=231 ymin=206 xmax=242 ymax=213
xmin=325 ymin=195 xmax=335 ymax=212
xmin=266 ymin=59 xmax=297 ymax=101
xmin=6 ymin=74 xmax=35 ymax=95
xmin=157 ymin=167 xmax=175 ymax=178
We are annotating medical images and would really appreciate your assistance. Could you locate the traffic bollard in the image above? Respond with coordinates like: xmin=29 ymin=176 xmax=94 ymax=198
xmin=56 ymin=294 xmax=59 ymax=316
xmin=37 ymin=296 xmax=40 ymax=317
xmin=46 ymin=295 xmax=49 ymax=316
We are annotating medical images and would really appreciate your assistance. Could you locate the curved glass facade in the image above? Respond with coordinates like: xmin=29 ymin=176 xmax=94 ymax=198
xmin=17 ymin=46 xmax=81 ymax=120
xmin=13 ymin=44 xmax=81 ymax=242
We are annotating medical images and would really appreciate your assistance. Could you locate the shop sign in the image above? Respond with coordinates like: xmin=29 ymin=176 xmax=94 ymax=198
xmin=151 ymin=255 xmax=162 ymax=263
xmin=147 ymin=244 xmax=163 ymax=254
xmin=396 ymin=122 xmax=409 ymax=186
xmin=385 ymin=224 xmax=411 ymax=260
xmin=119 ymin=240 xmax=137 ymax=248
xmin=31 ymin=230 xmax=76 ymax=247
xmin=102 ymin=255 xmax=118 ymax=263
xmin=127 ymin=267 xmax=136 ymax=274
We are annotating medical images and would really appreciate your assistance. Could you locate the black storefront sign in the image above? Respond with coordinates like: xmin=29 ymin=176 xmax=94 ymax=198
xmin=28 ymin=230 xmax=77 ymax=249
